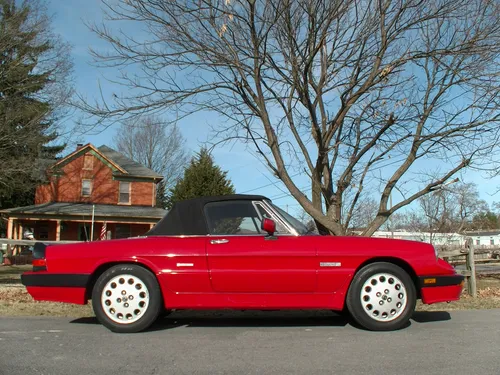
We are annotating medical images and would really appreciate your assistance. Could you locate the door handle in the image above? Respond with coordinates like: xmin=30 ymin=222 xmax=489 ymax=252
xmin=210 ymin=239 xmax=229 ymax=245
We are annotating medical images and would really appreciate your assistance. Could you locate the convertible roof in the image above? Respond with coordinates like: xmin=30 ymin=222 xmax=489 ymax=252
xmin=145 ymin=194 xmax=269 ymax=236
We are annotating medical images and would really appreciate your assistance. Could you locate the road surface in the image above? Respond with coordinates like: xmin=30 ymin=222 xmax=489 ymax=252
xmin=1 ymin=309 xmax=499 ymax=375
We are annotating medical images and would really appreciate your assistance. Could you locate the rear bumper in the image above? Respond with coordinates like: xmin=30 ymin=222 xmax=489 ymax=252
xmin=418 ymin=274 xmax=465 ymax=304
xmin=21 ymin=272 xmax=90 ymax=305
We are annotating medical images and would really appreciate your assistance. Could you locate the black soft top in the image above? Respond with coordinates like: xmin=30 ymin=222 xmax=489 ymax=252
xmin=145 ymin=194 xmax=269 ymax=236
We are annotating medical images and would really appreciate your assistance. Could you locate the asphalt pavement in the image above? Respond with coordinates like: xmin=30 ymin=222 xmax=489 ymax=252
xmin=1 ymin=309 xmax=499 ymax=375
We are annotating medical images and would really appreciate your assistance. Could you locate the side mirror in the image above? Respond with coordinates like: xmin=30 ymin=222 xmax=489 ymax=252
xmin=261 ymin=218 xmax=276 ymax=236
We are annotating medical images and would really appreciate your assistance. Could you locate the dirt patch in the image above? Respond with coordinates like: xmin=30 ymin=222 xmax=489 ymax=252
xmin=417 ymin=289 xmax=500 ymax=311
xmin=477 ymin=273 xmax=500 ymax=289
xmin=0 ymin=287 xmax=93 ymax=317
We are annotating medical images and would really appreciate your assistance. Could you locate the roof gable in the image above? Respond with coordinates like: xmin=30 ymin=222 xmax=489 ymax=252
xmin=97 ymin=145 xmax=163 ymax=179
xmin=46 ymin=143 xmax=163 ymax=179
xmin=50 ymin=144 xmax=126 ymax=174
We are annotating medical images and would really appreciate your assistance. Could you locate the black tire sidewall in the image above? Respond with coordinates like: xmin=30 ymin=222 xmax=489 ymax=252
xmin=346 ymin=262 xmax=416 ymax=331
xmin=92 ymin=264 xmax=162 ymax=333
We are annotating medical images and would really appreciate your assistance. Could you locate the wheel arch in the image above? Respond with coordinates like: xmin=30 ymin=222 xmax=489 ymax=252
xmin=350 ymin=257 xmax=421 ymax=299
xmin=85 ymin=261 xmax=159 ymax=300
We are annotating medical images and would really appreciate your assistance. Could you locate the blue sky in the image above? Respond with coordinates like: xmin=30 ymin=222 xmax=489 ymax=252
xmin=46 ymin=0 xmax=500 ymax=216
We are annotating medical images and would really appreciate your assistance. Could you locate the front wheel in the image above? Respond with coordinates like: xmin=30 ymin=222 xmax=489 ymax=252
xmin=92 ymin=264 xmax=162 ymax=333
xmin=346 ymin=262 xmax=416 ymax=331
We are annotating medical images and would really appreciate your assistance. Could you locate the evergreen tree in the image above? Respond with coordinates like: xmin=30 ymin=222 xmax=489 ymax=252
xmin=155 ymin=180 xmax=168 ymax=209
xmin=166 ymin=148 xmax=235 ymax=208
xmin=0 ymin=0 xmax=72 ymax=209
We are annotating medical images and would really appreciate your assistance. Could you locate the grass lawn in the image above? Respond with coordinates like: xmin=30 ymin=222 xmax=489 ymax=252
xmin=1 ymin=265 xmax=499 ymax=318
xmin=0 ymin=264 xmax=32 ymax=285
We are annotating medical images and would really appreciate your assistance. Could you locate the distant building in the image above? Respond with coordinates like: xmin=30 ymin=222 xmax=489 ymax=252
xmin=371 ymin=230 xmax=466 ymax=246
xmin=0 ymin=143 xmax=166 ymax=242
xmin=372 ymin=229 xmax=500 ymax=249
xmin=464 ymin=230 xmax=500 ymax=248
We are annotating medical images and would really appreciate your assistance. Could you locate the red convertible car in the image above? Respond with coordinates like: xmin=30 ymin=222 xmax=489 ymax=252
xmin=21 ymin=194 xmax=464 ymax=333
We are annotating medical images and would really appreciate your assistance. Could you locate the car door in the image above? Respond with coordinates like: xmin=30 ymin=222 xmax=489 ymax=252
xmin=204 ymin=200 xmax=316 ymax=293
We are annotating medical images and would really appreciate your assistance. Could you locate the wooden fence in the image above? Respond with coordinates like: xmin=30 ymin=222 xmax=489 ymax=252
xmin=0 ymin=239 xmax=81 ymax=265
xmin=436 ymin=237 xmax=500 ymax=298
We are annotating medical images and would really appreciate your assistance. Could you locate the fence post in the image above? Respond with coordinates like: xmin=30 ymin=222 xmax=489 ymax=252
xmin=465 ymin=237 xmax=477 ymax=298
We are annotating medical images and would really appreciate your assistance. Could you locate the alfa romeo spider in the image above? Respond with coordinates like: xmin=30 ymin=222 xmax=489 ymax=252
xmin=21 ymin=194 xmax=464 ymax=333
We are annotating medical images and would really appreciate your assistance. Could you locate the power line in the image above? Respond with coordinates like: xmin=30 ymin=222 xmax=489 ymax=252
xmin=240 ymin=171 xmax=304 ymax=194
xmin=270 ymin=185 xmax=310 ymax=200
xmin=241 ymin=154 xmax=409 ymax=199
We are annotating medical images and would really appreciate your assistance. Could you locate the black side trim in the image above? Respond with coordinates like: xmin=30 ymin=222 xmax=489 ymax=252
xmin=418 ymin=275 xmax=464 ymax=288
xmin=21 ymin=274 xmax=90 ymax=288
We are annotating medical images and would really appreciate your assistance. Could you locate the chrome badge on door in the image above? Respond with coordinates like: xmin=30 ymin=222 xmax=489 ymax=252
xmin=320 ymin=262 xmax=341 ymax=267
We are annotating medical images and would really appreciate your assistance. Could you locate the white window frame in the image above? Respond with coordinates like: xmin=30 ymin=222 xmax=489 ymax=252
xmin=119 ymin=181 xmax=131 ymax=204
xmin=81 ymin=179 xmax=92 ymax=197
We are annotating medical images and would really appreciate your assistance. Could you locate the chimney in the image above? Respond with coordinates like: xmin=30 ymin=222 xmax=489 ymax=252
xmin=76 ymin=143 xmax=84 ymax=150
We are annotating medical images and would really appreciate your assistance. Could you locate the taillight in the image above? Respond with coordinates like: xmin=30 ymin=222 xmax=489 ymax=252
xmin=32 ymin=242 xmax=47 ymax=271
xmin=32 ymin=258 xmax=47 ymax=271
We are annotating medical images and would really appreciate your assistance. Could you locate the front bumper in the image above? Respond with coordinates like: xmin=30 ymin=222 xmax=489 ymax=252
xmin=21 ymin=272 xmax=90 ymax=305
xmin=418 ymin=274 xmax=465 ymax=304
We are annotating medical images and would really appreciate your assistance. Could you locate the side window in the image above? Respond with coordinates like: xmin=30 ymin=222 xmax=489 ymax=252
xmin=254 ymin=203 xmax=289 ymax=234
xmin=204 ymin=201 xmax=262 ymax=235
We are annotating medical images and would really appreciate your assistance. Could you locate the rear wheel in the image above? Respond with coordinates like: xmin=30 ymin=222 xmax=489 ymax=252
xmin=346 ymin=262 xmax=416 ymax=331
xmin=92 ymin=264 xmax=162 ymax=333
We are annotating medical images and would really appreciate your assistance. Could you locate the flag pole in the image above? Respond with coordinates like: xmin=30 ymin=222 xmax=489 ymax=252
xmin=90 ymin=204 xmax=95 ymax=241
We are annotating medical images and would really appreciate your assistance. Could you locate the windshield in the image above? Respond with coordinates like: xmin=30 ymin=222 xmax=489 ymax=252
xmin=269 ymin=203 xmax=310 ymax=235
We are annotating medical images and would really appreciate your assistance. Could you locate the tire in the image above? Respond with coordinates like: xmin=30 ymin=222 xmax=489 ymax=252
xmin=346 ymin=262 xmax=416 ymax=331
xmin=92 ymin=264 xmax=162 ymax=333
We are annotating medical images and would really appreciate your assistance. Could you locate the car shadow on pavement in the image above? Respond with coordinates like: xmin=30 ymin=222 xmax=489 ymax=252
xmin=70 ymin=310 xmax=350 ymax=331
xmin=411 ymin=311 xmax=451 ymax=323
xmin=150 ymin=310 xmax=350 ymax=331
xmin=70 ymin=310 xmax=452 ymax=332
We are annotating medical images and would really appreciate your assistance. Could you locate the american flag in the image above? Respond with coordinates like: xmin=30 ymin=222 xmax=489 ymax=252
xmin=100 ymin=222 xmax=107 ymax=240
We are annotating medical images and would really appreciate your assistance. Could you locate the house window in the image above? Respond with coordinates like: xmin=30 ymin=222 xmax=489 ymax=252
xmin=119 ymin=182 xmax=130 ymax=203
xmin=476 ymin=239 xmax=480 ymax=246
xmin=38 ymin=226 xmax=48 ymax=240
xmin=82 ymin=180 xmax=92 ymax=197
xmin=83 ymin=154 xmax=94 ymax=170
xmin=490 ymin=238 xmax=494 ymax=245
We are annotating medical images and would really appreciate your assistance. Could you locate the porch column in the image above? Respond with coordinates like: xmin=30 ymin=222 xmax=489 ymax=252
xmin=11 ymin=219 xmax=17 ymax=240
xmin=6 ymin=218 xmax=13 ymax=257
xmin=18 ymin=222 xmax=23 ymax=240
xmin=55 ymin=220 xmax=61 ymax=241
xmin=150 ymin=223 xmax=154 ymax=229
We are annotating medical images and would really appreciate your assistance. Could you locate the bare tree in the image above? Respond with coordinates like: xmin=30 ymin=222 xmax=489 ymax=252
xmin=396 ymin=181 xmax=488 ymax=240
xmin=345 ymin=197 xmax=378 ymax=232
xmin=76 ymin=0 xmax=500 ymax=235
xmin=113 ymin=115 xmax=190 ymax=207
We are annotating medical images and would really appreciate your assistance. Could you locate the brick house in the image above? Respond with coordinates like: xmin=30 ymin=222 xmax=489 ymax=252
xmin=1 ymin=143 xmax=166 ymax=242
